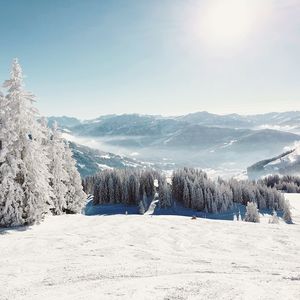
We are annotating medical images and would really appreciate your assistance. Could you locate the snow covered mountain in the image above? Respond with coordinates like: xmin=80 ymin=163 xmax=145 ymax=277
xmin=52 ymin=111 xmax=300 ymax=133
xmin=51 ymin=113 xmax=300 ymax=171
xmin=53 ymin=113 xmax=300 ymax=149
xmin=69 ymin=142 xmax=150 ymax=177
xmin=178 ymin=111 xmax=300 ymax=132
xmin=47 ymin=116 xmax=82 ymax=128
xmin=247 ymin=145 xmax=300 ymax=179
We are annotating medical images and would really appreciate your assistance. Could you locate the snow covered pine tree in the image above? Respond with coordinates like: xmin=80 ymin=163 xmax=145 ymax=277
xmin=0 ymin=59 xmax=52 ymax=226
xmin=48 ymin=122 xmax=68 ymax=215
xmin=48 ymin=121 xmax=86 ymax=214
xmin=283 ymin=200 xmax=293 ymax=224
xmin=244 ymin=202 xmax=260 ymax=223
xmin=0 ymin=59 xmax=86 ymax=227
xmin=62 ymin=140 xmax=87 ymax=214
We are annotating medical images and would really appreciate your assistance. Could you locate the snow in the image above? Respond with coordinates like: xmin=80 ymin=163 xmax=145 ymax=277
xmin=203 ymin=167 xmax=247 ymax=180
xmin=256 ymin=124 xmax=298 ymax=132
xmin=97 ymin=163 xmax=113 ymax=170
xmin=285 ymin=193 xmax=300 ymax=224
xmin=121 ymin=161 xmax=139 ymax=168
xmin=0 ymin=194 xmax=299 ymax=299
xmin=220 ymin=139 xmax=237 ymax=148
xmin=130 ymin=152 xmax=140 ymax=156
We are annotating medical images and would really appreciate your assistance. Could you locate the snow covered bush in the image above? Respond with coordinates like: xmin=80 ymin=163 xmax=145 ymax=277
xmin=244 ymin=202 xmax=260 ymax=223
xmin=269 ymin=210 xmax=279 ymax=224
xmin=283 ymin=200 xmax=293 ymax=224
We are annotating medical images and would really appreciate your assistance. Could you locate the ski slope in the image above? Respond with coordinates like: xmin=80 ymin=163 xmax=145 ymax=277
xmin=0 ymin=194 xmax=299 ymax=300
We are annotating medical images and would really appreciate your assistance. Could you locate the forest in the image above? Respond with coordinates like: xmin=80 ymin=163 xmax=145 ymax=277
xmin=83 ymin=168 xmax=292 ymax=221
xmin=259 ymin=174 xmax=300 ymax=193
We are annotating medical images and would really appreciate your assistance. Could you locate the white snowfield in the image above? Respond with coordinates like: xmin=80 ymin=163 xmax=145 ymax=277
xmin=0 ymin=194 xmax=300 ymax=300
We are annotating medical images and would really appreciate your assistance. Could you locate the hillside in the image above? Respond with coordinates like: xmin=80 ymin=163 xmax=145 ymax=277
xmin=248 ymin=147 xmax=300 ymax=179
xmin=69 ymin=142 xmax=149 ymax=177
xmin=0 ymin=194 xmax=299 ymax=300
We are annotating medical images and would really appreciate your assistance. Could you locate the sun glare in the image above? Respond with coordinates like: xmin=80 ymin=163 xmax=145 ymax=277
xmin=195 ymin=0 xmax=270 ymax=49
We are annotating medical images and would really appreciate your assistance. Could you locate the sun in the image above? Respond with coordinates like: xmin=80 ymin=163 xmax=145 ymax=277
xmin=194 ymin=0 xmax=270 ymax=49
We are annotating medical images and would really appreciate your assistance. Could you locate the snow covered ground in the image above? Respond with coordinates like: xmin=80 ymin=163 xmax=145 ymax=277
xmin=0 ymin=194 xmax=300 ymax=300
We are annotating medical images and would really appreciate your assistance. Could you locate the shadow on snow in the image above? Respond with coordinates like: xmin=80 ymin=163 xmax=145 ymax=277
xmin=85 ymin=200 xmax=283 ymax=221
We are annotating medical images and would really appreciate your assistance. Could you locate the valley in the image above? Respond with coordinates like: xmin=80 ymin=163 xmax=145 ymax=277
xmin=50 ymin=112 xmax=300 ymax=178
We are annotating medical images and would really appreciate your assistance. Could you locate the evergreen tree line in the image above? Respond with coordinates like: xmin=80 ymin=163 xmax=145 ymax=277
xmin=83 ymin=167 xmax=288 ymax=214
xmin=259 ymin=174 xmax=300 ymax=193
xmin=172 ymin=168 xmax=285 ymax=212
xmin=0 ymin=59 xmax=86 ymax=227
xmin=83 ymin=169 xmax=170 ymax=209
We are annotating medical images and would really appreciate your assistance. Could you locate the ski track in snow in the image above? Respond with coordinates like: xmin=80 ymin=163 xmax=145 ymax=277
xmin=0 ymin=194 xmax=300 ymax=300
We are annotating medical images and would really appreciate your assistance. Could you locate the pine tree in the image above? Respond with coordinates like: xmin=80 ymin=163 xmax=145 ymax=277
xmin=48 ymin=122 xmax=68 ymax=215
xmin=238 ymin=210 xmax=241 ymax=221
xmin=63 ymin=141 xmax=87 ymax=214
xmin=142 ymin=190 xmax=148 ymax=210
xmin=283 ymin=200 xmax=293 ymax=224
xmin=244 ymin=202 xmax=260 ymax=223
xmin=138 ymin=200 xmax=145 ymax=215
xmin=159 ymin=180 xmax=172 ymax=208
xmin=269 ymin=210 xmax=279 ymax=224
xmin=0 ymin=59 xmax=52 ymax=226
xmin=183 ymin=181 xmax=190 ymax=208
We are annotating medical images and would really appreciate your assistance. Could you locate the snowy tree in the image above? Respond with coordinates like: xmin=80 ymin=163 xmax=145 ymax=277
xmin=244 ymin=202 xmax=260 ymax=223
xmin=142 ymin=190 xmax=148 ymax=210
xmin=127 ymin=173 xmax=140 ymax=205
xmin=259 ymin=174 xmax=300 ymax=193
xmin=140 ymin=171 xmax=155 ymax=198
xmin=62 ymin=141 xmax=87 ymax=213
xmin=0 ymin=90 xmax=4 ymax=141
xmin=283 ymin=200 xmax=293 ymax=224
xmin=48 ymin=122 xmax=68 ymax=215
xmin=159 ymin=179 xmax=172 ymax=208
xmin=0 ymin=59 xmax=52 ymax=226
xmin=238 ymin=210 xmax=242 ymax=221
xmin=85 ymin=167 xmax=287 ymax=217
xmin=183 ymin=181 xmax=190 ymax=208
xmin=138 ymin=200 xmax=145 ymax=215
xmin=269 ymin=210 xmax=279 ymax=224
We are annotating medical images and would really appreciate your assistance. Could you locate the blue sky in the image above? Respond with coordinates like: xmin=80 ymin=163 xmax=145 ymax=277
xmin=0 ymin=0 xmax=299 ymax=119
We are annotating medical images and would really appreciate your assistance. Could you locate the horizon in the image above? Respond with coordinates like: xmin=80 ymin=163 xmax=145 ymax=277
xmin=48 ymin=109 xmax=300 ymax=121
xmin=1 ymin=0 xmax=300 ymax=118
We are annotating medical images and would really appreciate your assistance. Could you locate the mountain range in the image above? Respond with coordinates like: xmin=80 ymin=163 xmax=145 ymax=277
xmin=49 ymin=111 xmax=300 ymax=133
xmin=49 ymin=111 xmax=300 ymax=176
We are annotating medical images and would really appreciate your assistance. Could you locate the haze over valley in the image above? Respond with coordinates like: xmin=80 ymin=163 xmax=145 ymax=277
xmin=49 ymin=111 xmax=300 ymax=178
